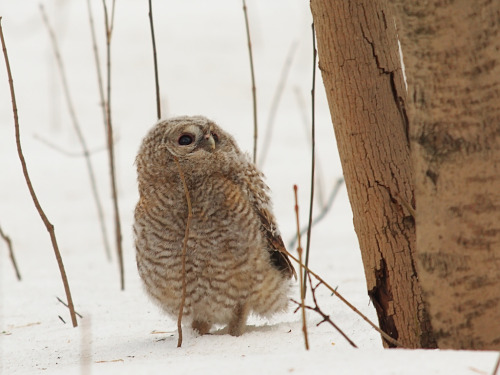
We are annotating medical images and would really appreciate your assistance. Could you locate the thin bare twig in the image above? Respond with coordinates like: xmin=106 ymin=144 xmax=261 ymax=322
xmin=0 ymin=224 xmax=21 ymax=280
xmin=109 ymin=0 xmax=117 ymax=36
xmin=85 ymin=0 xmax=107 ymax=135
xmin=293 ymin=185 xmax=309 ymax=350
xmin=173 ymin=157 xmax=191 ymax=348
xmin=102 ymin=0 xmax=124 ymax=290
xmin=293 ymin=86 xmax=326 ymax=208
xmin=292 ymin=85 xmax=345 ymax=250
xmin=148 ymin=0 xmax=161 ymax=120
xmin=33 ymin=133 xmax=115 ymax=158
xmin=257 ymin=41 xmax=298 ymax=168
xmin=40 ymin=5 xmax=112 ymax=261
xmin=293 ymin=86 xmax=310 ymax=141
xmin=303 ymin=22 xmax=317 ymax=294
xmin=242 ymin=0 xmax=258 ymax=164
xmin=292 ymin=275 xmax=357 ymax=348
xmin=0 ymin=17 xmax=78 ymax=327
xmin=281 ymin=246 xmax=401 ymax=347
xmin=56 ymin=296 xmax=83 ymax=318
xmin=288 ymin=178 xmax=344 ymax=249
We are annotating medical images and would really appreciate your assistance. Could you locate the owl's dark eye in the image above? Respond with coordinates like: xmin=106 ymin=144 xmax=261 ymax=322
xmin=178 ymin=134 xmax=194 ymax=146
xmin=211 ymin=132 xmax=219 ymax=143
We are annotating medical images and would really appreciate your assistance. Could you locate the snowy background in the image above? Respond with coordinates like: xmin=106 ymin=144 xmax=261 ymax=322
xmin=0 ymin=1 xmax=498 ymax=374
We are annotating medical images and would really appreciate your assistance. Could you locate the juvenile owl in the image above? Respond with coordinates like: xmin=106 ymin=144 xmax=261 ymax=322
xmin=134 ymin=115 xmax=295 ymax=336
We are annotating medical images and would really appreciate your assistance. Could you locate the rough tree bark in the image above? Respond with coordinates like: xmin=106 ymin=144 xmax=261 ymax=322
xmin=310 ymin=0 xmax=436 ymax=348
xmin=389 ymin=1 xmax=500 ymax=349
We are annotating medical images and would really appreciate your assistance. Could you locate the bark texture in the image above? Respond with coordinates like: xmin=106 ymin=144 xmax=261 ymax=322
xmin=310 ymin=0 xmax=436 ymax=348
xmin=390 ymin=1 xmax=500 ymax=349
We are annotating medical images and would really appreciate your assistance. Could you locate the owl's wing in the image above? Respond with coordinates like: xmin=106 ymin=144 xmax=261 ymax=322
xmin=256 ymin=207 xmax=297 ymax=280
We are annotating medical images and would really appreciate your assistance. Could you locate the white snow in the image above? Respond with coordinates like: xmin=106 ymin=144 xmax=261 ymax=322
xmin=0 ymin=1 xmax=498 ymax=374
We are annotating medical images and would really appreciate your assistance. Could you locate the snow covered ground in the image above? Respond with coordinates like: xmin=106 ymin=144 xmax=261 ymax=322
xmin=0 ymin=1 xmax=498 ymax=374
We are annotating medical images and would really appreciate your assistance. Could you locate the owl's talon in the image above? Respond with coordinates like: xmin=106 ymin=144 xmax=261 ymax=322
xmin=192 ymin=320 xmax=212 ymax=335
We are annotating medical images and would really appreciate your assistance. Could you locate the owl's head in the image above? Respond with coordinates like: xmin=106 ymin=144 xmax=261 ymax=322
xmin=136 ymin=116 xmax=244 ymax=188
xmin=158 ymin=116 xmax=236 ymax=159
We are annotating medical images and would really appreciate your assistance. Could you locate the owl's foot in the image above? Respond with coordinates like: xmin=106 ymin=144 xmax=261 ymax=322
xmin=228 ymin=303 xmax=249 ymax=336
xmin=192 ymin=320 xmax=212 ymax=335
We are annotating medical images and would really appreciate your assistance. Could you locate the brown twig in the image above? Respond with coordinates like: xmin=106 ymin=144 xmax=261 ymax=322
xmin=242 ymin=0 xmax=258 ymax=164
xmin=56 ymin=296 xmax=83 ymax=319
xmin=173 ymin=157 xmax=192 ymax=348
xmin=257 ymin=41 xmax=297 ymax=168
xmin=303 ymin=23 xmax=317 ymax=294
xmin=148 ymin=0 xmax=161 ymax=120
xmin=85 ymin=0 xmax=107 ymax=135
xmin=40 ymin=4 xmax=112 ymax=261
xmin=0 ymin=17 xmax=78 ymax=327
xmin=293 ymin=185 xmax=309 ymax=350
xmin=292 ymin=275 xmax=357 ymax=348
xmin=0 ymin=224 xmax=21 ymax=280
xmin=281 ymin=247 xmax=401 ymax=347
xmin=102 ymin=0 xmax=124 ymax=290
xmin=288 ymin=178 xmax=344 ymax=249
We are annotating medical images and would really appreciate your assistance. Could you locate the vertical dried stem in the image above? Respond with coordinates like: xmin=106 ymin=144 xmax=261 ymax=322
xmin=242 ymin=0 xmax=258 ymax=164
xmin=102 ymin=0 xmax=124 ymax=290
xmin=293 ymin=185 xmax=309 ymax=350
xmin=303 ymin=23 xmax=317 ymax=294
xmin=0 ymin=224 xmax=21 ymax=281
xmin=293 ymin=86 xmax=327 ymax=210
xmin=173 ymin=157 xmax=191 ymax=348
xmin=109 ymin=0 xmax=117 ymax=33
xmin=148 ymin=0 xmax=161 ymax=120
xmin=85 ymin=0 xmax=108 ymax=136
xmin=40 ymin=4 xmax=112 ymax=261
xmin=0 ymin=17 xmax=78 ymax=327
xmin=257 ymin=42 xmax=297 ymax=168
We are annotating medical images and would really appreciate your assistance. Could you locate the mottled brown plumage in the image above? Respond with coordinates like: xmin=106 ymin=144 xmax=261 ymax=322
xmin=134 ymin=116 xmax=295 ymax=336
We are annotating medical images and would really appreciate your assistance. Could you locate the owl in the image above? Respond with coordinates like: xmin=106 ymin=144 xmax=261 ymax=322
xmin=134 ymin=115 xmax=295 ymax=336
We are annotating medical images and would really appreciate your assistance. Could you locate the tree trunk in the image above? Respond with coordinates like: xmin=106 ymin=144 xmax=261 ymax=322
xmin=389 ymin=1 xmax=500 ymax=349
xmin=310 ymin=0 xmax=436 ymax=348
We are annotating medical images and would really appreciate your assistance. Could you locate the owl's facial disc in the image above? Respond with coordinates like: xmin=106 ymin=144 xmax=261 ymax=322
xmin=166 ymin=123 xmax=220 ymax=158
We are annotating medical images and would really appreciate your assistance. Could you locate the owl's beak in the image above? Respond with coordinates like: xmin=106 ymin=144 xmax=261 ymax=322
xmin=204 ymin=132 xmax=216 ymax=151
